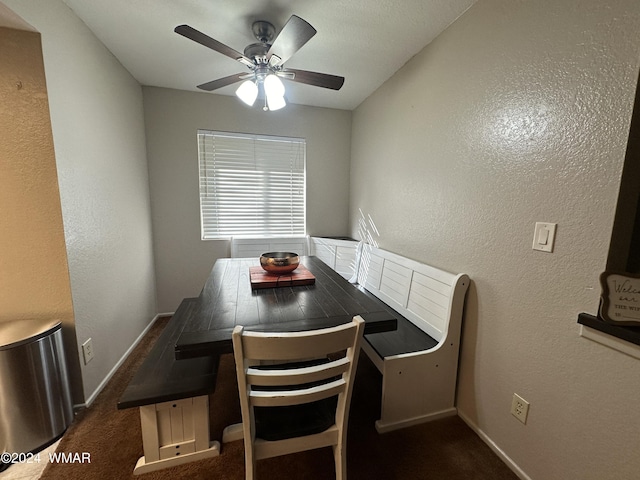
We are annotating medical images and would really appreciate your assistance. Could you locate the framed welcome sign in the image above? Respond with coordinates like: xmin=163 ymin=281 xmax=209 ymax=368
xmin=599 ymin=271 xmax=640 ymax=326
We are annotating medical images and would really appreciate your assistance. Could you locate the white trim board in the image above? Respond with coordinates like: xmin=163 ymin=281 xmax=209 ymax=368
xmin=458 ymin=412 xmax=533 ymax=480
xmin=579 ymin=325 xmax=640 ymax=360
xmin=75 ymin=313 xmax=169 ymax=410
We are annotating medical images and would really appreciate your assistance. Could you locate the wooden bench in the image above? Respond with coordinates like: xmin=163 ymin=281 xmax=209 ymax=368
xmin=117 ymin=298 xmax=220 ymax=475
xmin=355 ymin=245 xmax=470 ymax=433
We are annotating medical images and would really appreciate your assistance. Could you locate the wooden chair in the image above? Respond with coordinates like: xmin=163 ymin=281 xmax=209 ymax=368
xmin=230 ymin=316 xmax=365 ymax=480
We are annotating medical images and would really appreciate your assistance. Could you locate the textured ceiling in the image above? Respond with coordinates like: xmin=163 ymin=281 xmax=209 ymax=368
xmin=60 ymin=0 xmax=476 ymax=110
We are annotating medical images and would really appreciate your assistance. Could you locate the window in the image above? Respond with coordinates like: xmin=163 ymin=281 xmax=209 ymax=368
xmin=197 ymin=131 xmax=306 ymax=239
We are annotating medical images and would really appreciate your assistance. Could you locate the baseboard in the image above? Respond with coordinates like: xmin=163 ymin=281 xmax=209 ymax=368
xmin=458 ymin=411 xmax=532 ymax=480
xmin=375 ymin=407 xmax=457 ymax=433
xmin=76 ymin=313 xmax=172 ymax=409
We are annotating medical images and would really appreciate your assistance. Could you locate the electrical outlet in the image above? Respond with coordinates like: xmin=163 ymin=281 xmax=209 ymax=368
xmin=511 ymin=393 xmax=529 ymax=424
xmin=82 ymin=338 xmax=94 ymax=365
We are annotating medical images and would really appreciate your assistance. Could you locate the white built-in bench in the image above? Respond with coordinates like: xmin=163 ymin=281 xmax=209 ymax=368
xmin=356 ymin=244 xmax=470 ymax=433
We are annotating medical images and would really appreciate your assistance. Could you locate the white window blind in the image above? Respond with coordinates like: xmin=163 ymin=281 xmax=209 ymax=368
xmin=197 ymin=130 xmax=306 ymax=239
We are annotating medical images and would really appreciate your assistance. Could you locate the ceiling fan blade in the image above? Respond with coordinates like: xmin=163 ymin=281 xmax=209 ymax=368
xmin=175 ymin=25 xmax=254 ymax=68
xmin=197 ymin=73 xmax=246 ymax=91
xmin=267 ymin=15 xmax=316 ymax=66
xmin=285 ymin=69 xmax=345 ymax=90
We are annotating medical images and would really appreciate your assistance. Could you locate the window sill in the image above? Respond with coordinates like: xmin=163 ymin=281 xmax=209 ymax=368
xmin=578 ymin=313 xmax=640 ymax=359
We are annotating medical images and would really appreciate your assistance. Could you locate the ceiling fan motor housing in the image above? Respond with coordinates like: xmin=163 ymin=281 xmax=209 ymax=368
xmin=244 ymin=43 xmax=270 ymax=64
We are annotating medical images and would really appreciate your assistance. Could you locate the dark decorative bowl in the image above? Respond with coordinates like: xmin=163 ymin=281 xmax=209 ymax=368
xmin=260 ymin=252 xmax=300 ymax=274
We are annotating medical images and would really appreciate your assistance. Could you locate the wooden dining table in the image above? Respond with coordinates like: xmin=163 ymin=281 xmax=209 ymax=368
xmin=174 ymin=255 xmax=399 ymax=360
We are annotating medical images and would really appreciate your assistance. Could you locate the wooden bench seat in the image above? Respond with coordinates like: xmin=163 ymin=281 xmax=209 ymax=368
xmin=117 ymin=298 xmax=220 ymax=474
xmin=118 ymin=298 xmax=218 ymax=409
xmin=355 ymin=245 xmax=470 ymax=433
xmin=363 ymin=313 xmax=438 ymax=358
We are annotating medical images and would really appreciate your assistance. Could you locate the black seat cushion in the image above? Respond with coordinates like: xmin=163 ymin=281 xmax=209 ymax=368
xmin=254 ymin=395 xmax=338 ymax=441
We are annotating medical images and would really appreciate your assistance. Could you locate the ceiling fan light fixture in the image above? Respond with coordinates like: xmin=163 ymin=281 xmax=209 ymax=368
xmin=236 ymin=80 xmax=258 ymax=106
xmin=266 ymin=93 xmax=286 ymax=111
xmin=264 ymin=74 xmax=285 ymax=98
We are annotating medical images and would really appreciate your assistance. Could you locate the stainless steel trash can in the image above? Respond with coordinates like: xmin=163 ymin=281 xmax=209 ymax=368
xmin=0 ymin=319 xmax=73 ymax=459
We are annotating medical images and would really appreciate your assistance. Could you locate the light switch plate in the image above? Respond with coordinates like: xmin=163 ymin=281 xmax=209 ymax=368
xmin=532 ymin=222 xmax=557 ymax=252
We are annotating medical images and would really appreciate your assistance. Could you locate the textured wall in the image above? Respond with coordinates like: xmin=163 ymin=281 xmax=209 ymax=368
xmin=4 ymin=0 xmax=157 ymax=404
xmin=350 ymin=0 xmax=640 ymax=479
xmin=0 ymin=26 xmax=78 ymax=395
xmin=143 ymin=87 xmax=352 ymax=313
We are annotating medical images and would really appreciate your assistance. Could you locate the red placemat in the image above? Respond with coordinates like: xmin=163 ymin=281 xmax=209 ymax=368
xmin=249 ymin=265 xmax=316 ymax=289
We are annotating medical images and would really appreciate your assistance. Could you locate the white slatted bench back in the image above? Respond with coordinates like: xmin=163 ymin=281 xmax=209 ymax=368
xmin=357 ymin=245 xmax=468 ymax=344
xmin=358 ymin=244 xmax=384 ymax=292
xmin=230 ymin=236 xmax=309 ymax=258
xmin=310 ymin=237 xmax=361 ymax=281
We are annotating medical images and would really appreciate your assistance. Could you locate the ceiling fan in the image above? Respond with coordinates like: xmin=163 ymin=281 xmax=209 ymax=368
xmin=174 ymin=15 xmax=345 ymax=111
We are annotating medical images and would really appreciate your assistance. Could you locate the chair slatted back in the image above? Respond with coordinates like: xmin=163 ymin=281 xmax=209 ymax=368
xmin=232 ymin=316 xmax=364 ymax=479
xmin=234 ymin=318 xmax=364 ymax=410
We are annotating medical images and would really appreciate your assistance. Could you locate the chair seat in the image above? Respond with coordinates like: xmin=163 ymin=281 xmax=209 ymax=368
xmin=255 ymin=396 xmax=338 ymax=441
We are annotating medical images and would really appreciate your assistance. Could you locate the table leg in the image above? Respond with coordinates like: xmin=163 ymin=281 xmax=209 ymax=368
xmin=133 ymin=396 xmax=220 ymax=475
xmin=222 ymin=423 xmax=244 ymax=443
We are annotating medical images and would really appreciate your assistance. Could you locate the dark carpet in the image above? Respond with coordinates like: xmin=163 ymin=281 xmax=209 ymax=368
xmin=40 ymin=317 xmax=517 ymax=479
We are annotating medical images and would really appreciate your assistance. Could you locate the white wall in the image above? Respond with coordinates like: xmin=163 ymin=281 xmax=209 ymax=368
xmin=143 ymin=87 xmax=352 ymax=313
xmin=3 ymin=0 xmax=157 ymax=404
xmin=350 ymin=0 xmax=640 ymax=479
